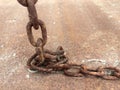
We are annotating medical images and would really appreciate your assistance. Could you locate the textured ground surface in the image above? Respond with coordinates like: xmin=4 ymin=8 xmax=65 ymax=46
xmin=1 ymin=0 xmax=120 ymax=90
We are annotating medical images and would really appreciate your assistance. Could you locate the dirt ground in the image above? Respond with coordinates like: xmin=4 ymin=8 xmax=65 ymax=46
xmin=1 ymin=0 xmax=120 ymax=90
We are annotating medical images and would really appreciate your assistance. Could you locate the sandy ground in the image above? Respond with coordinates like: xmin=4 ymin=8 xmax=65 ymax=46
xmin=0 ymin=0 xmax=120 ymax=90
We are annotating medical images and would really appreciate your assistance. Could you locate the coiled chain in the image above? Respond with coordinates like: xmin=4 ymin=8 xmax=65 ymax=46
xmin=17 ymin=0 xmax=120 ymax=80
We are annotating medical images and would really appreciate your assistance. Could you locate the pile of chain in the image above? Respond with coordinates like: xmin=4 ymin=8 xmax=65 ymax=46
xmin=17 ymin=0 xmax=120 ymax=80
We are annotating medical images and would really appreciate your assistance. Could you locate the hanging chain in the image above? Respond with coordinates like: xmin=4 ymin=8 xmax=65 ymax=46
xmin=17 ymin=0 xmax=120 ymax=80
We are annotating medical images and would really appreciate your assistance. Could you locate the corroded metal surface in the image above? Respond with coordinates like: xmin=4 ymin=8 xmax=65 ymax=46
xmin=17 ymin=0 xmax=120 ymax=79
xmin=1 ymin=0 xmax=120 ymax=90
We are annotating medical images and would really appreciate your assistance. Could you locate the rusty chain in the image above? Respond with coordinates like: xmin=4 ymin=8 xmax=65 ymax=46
xmin=17 ymin=0 xmax=120 ymax=80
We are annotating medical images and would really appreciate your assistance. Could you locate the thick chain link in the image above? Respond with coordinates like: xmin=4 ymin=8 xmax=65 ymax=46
xmin=17 ymin=0 xmax=120 ymax=80
xmin=26 ymin=20 xmax=47 ymax=47
xmin=17 ymin=0 xmax=38 ymax=7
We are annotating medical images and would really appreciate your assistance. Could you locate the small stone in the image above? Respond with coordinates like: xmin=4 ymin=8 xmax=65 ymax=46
xmin=13 ymin=53 xmax=16 ymax=57
xmin=26 ymin=74 xmax=30 ymax=79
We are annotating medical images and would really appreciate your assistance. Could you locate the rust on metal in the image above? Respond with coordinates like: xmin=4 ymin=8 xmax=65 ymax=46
xmin=17 ymin=0 xmax=120 ymax=80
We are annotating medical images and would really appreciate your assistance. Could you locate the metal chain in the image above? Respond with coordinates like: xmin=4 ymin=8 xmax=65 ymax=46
xmin=17 ymin=0 xmax=120 ymax=80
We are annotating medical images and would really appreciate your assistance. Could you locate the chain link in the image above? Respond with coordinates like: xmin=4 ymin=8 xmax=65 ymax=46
xmin=17 ymin=0 xmax=120 ymax=80
xmin=27 ymin=19 xmax=47 ymax=47
xmin=17 ymin=0 xmax=38 ymax=7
